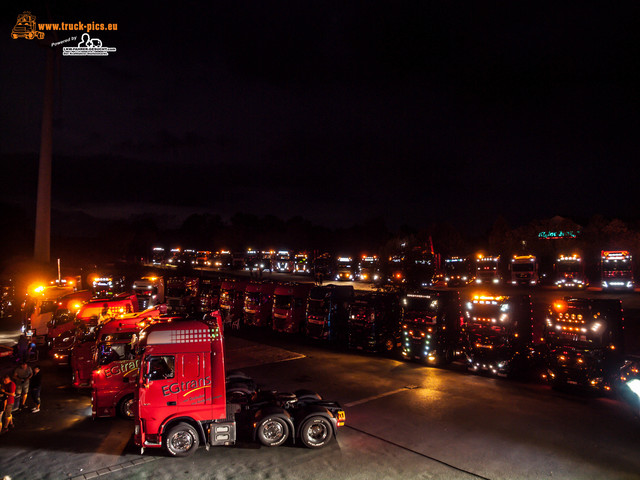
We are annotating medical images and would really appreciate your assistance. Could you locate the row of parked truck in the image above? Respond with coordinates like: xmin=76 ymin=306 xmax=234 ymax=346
xmin=19 ymin=272 xmax=640 ymax=456
xmin=20 ymin=280 xmax=346 ymax=456
xmin=152 ymin=247 xmax=636 ymax=291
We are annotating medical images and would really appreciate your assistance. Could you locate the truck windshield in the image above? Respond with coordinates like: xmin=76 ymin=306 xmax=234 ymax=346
xmin=307 ymin=298 xmax=328 ymax=316
xmin=512 ymin=263 xmax=535 ymax=272
xmin=603 ymin=261 xmax=631 ymax=272
xmin=557 ymin=262 xmax=580 ymax=273
xmin=96 ymin=342 xmax=130 ymax=365
xmin=40 ymin=300 xmax=58 ymax=314
xmin=445 ymin=262 xmax=468 ymax=274
xmin=403 ymin=297 xmax=439 ymax=323
xmin=166 ymin=287 xmax=186 ymax=297
xmin=274 ymin=295 xmax=293 ymax=309
xmin=245 ymin=292 xmax=261 ymax=305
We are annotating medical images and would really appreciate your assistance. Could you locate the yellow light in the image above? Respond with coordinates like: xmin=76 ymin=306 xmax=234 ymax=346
xmin=73 ymin=303 xmax=81 ymax=310
xmin=34 ymin=285 xmax=45 ymax=294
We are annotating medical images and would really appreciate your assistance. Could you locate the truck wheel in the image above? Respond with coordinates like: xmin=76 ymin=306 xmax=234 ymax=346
xmin=381 ymin=337 xmax=395 ymax=353
xmin=117 ymin=394 xmax=135 ymax=419
xmin=300 ymin=416 xmax=333 ymax=449
xmin=257 ymin=417 xmax=289 ymax=447
xmin=164 ymin=422 xmax=199 ymax=457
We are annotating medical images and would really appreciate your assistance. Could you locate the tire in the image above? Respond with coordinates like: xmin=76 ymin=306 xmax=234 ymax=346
xmin=381 ymin=337 xmax=395 ymax=354
xmin=299 ymin=416 xmax=333 ymax=449
xmin=164 ymin=422 xmax=199 ymax=457
xmin=117 ymin=394 xmax=135 ymax=419
xmin=257 ymin=417 xmax=289 ymax=447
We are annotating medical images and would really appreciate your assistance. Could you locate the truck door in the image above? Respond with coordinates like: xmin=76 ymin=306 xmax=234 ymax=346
xmin=141 ymin=354 xmax=178 ymax=414
xmin=176 ymin=353 xmax=209 ymax=408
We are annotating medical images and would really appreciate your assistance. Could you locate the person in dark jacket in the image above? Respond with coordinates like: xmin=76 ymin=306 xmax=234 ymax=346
xmin=30 ymin=365 xmax=42 ymax=413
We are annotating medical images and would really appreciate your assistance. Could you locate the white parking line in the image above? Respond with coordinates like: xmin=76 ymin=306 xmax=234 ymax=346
xmin=344 ymin=387 xmax=413 ymax=408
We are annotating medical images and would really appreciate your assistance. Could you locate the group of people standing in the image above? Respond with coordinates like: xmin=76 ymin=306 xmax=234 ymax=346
xmin=1 ymin=362 xmax=41 ymax=434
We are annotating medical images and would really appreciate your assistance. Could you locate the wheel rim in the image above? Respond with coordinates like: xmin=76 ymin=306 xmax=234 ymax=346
xmin=263 ymin=420 xmax=284 ymax=442
xmin=307 ymin=422 xmax=328 ymax=444
xmin=169 ymin=430 xmax=194 ymax=453
xmin=122 ymin=398 xmax=134 ymax=418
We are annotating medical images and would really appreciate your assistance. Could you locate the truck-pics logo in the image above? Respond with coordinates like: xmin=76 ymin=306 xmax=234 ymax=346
xmin=11 ymin=11 xmax=44 ymax=40
xmin=161 ymin=376 xmax=211 ymax=397
xmin=103 ymin=359 xmax=139 ymax=379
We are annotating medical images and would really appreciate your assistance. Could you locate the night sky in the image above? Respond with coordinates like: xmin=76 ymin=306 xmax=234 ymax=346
xmin=2 ymin=1 xmax=639 ymax=233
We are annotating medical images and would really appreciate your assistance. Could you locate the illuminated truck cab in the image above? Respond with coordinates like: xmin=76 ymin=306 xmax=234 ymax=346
xmin=198 ymin=279 xmax=221 ymax=313
xmin=357 ymin=255 xmax=380 ymax=283
xmin=475 ymin=255 xmax=500 ymax=285
xmin=348 ymin=291 xmax=400 ymax=353
xmin=444 ymin=257 xmax=474 ymax=287
xmin=46 ymin=290 xmax=93 ymax=344
xmin=601 ymin=251 xmax=634 ymax=290
xmin=464 ymin=294 xmax=539 ymax=377
xmin=554 ymin=254 xmax=587 ymax=289
xmin=335 ymin=257 xmax=355 ymax=281
xmin=219 ymin=279 xmax=248 ymax=329
xmin=401 ymin=290 xmax=462 ymax=365
xmin=510 ymin=255 xmax=539 ymax=286
xmin=305 ymin=285 xmax=354 ymax=344
xmin=272 ymin=283 xmax=312 ymax=333
xmin=165 ymin=277 xmax=199 ymax=313
xmin=544 ymin=298 xmax=624 ymax=390
xmin=243 ymin=282 xmax=275 ymax=328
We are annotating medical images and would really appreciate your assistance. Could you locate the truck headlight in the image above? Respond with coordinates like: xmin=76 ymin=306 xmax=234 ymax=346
xmin=627 ymin=379 xmax=640 ymax=397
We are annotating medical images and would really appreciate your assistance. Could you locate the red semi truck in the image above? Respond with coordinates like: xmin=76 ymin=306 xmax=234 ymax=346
xmin=243 ymin=282 xmax=276 ymax=328
xmin=272 ymin=283 xmax=313 ymax=334
xmin=219 ymin=279 xmax=248 ymax=329
xmin=91 ymin=308 xmax=169 ymax=418
xmin=134 ymin=313 xmax=345 ymax=456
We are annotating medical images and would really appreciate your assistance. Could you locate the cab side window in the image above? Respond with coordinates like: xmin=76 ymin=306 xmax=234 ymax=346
xmin=147 ymin=355 xmax=175 ymax=380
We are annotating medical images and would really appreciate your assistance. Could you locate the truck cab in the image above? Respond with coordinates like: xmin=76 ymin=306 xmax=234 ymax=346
xmin=198 ymin=279 xmax=221 ymax=313
xmin=554 ymin=254 xmax=587 ymax=289
xmin=272 ymin=283 xmax=312 ymax=334
xmin=401 ymin=290 xmax=462 ymax=365
xmin=544 ymin=297 xmax=624 ymax=390
xmin=92 ymin=275 xmax=126 ymax=298
xmin=134 ymin=314 xmax=345 ymax=456
xmin=275 ymin=251 xmax=294 ymax=273
xmin=475 ymin=255 xmax=500 ymax=285
xmin=165 ymin=277 xmax=199 ymax=313
xmin=24 ymin=284 xmax=77 ymax=345
xmin=464 ymin=294 xmax=539 ymax=377
xmin=294 ymin=253 xmax=310 ymax=275
xmin=348 ymin=291 xmax=400 ymax=353
xmin=357 ymin=256 xmax=380 ymax=283
xmin=90 ymin=309 xmax=169 ymax=418
xmin=219 ymin=279 xmax=249 ymax=329
xmin=243 ymin=282 xmax=276 ymax=328
xmin=335 ymin=257 xmax=355 ymax=281
xmin=46 ymin=290 xmax=93 ymax=347
xmin=601 ymin=250 xmax=634 ymax=290
xmin=444 ymin=257 xmax=474 ymax=287
xmin=510 ymin=255 xmax=539 ymax=286
xmin=305 ymin=285 xmax=354 ymax=344
xmin=132 ymin=276 xmax=165 ymax=310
